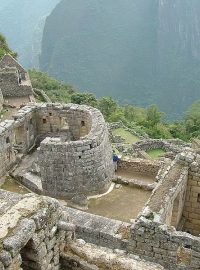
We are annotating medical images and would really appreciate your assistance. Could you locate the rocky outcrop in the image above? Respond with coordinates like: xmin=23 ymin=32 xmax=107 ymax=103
xmin=0 ymin=0 xmax=59 ymax=68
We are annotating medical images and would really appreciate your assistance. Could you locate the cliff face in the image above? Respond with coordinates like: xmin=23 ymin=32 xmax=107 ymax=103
xmin=156 ymin=0 xmax=200 ymax=114
xmin=0 ymin=0 xmax=59 ymax=68
xmin=40 ymin=0 xmax=200 ymax=118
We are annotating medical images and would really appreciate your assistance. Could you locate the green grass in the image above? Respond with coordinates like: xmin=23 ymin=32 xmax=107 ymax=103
xmin=146 ymin=149 xmax=166 ymax=159
xmin=1 ymin=176 xmax=29 ymax=194
xmin=112 ymin=128 xmax=140 ymax=144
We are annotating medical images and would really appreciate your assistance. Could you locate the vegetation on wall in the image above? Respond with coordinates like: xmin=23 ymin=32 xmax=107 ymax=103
xmin=29 ymin=69 xmax=75 ymax=103
xmin=0 ymin=33 xmax=17 ymax=59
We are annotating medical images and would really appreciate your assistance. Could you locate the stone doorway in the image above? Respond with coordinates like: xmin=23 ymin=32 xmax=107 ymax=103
xmin=14 ymin=124 xmax=26 ymax=152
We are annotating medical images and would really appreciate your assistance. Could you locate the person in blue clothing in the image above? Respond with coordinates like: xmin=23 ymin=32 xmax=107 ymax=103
xmin=112 ymin=150 xmax=120 ymax=171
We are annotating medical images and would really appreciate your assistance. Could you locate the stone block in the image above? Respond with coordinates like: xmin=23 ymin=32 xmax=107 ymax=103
xmin=0 ymin=250 xmax=12 ymax=267
xmin=3 ymin=219 xmax=36 ymax=257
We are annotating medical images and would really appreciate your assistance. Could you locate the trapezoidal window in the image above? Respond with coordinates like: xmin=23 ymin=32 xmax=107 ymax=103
xmin=43 ymin=118 xmax=47 ymax=124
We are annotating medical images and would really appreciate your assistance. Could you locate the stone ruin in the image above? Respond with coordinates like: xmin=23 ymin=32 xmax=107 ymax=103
xmin=1 ymin=103 xmax=200 ymax=269
xmin=0 ymin=189 xmax=166 ymax=270
xmin=0 ymin=54 xmax=35 ymax=108
xmin=0 ymin=103 xmax=114 ymax=201
xmin=109 ymin=121 xmax=191 ymax=160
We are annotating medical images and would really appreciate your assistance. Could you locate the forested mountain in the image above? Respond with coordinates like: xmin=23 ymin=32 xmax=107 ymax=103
xmin=40 ymin=0 xmax=200 ymax=119
xmin=0 ymin=0 xmax=59 ymax=68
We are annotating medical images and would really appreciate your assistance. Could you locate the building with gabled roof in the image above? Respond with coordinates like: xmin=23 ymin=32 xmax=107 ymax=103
xmin=0 ymin=54 xmax=35 ymax=108
xmin=0 ymin=54 xmax=27 ymax=79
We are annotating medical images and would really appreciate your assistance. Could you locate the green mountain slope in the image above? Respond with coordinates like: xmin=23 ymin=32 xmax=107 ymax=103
xmin=40 ymin=0 xmax=200 ymax=119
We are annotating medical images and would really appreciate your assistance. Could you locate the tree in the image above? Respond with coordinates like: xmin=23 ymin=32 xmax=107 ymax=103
xmin=98 ymin=97 xmax=118 ymax=121
xmin=168 ymin=121 xmax=188 ymax=141
xmin=0 ymin=33 xmax=17 ymax=60
xmin=70 ymin=92 xmax=98 ymax=107
xmin=146 ymin=105 xmax=164 ymax=127
xmin=124 ymin=104 xmax=146 ymax=124
xmin=108 ymin=108 xmax=126 ymax=123
xmin=185 ymin=100 xmax=200 ymax=138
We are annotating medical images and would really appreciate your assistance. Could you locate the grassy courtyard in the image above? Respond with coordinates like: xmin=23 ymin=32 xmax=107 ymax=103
xmin=147 ymin=149 xmax=166 ymax=159
xmin=112 ymin=128 xmax=140 ymax=144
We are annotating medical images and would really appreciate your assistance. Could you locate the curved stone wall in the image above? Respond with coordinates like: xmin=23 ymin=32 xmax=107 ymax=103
xmin=37 ymin=104 xmax=114 ymax=199
xmin=0 ymin=103 xmax=114 ymax=199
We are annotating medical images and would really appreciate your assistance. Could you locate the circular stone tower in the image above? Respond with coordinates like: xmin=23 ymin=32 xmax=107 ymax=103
xmin=38 ymin=103 xmax=114 ymax=199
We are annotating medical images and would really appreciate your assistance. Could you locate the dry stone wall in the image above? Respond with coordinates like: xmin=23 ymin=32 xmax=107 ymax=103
xmin=129 ymin=217 xmax=200 ymax=270
xmin=0 ymin=120 xmax=19 ymax=177
xmin=0 ymin=190 xmax=74 ymax=270
xmin=0 ymin=103 xmax=114 ymax=199
xmin=38 ymin=104 xmax=114 ymax=199
xmin=0 ymin=55 xmax=27 ymax=80
xmin=108 ymin=121 xmax=148 ymax=139
xmin=180 ymin=152 xmax=200 ymax=236
xmin=132 ymin=139 xmax=190 ymax=154
xmin=0 ymin=105 xmax=37 ymax=177
xmin=126 ymin=150 xmax=200 ymax=269
xmin=117 ymin=159 xmax=160 ymax=177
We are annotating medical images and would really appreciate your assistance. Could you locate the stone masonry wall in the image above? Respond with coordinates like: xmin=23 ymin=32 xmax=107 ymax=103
xmin=0 ymin=106 xmax=37 ymax=177
xmin=132 ymin=139 xmax=190 ymax=154
xmin=108 ymin=121 xmax=147 ymax=139
xmin=35 ymin=103 xmax=92 ymax=140
xmin=0 ymin=55 xmax=27 ymax=80
xmin=129 ymin=217 xmax=200 ymax=270
xmin=117 ymin=158 xmax=160 ymax=177
xmin=126 ymin=150 xmax=200 ymax=270
xmin=38 ymin=104 xmax=114 ymax=199
xmin=181 ymin=152 xmax=200 ymax=236
xmin=0 ymin=190 xmax=73 ymax=270
xmin=0 ymin=120 xmax=18 ymax=177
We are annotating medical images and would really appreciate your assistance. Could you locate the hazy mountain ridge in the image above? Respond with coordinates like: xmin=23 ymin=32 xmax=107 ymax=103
xmin=40 ymin=0 xmax=200 ymax=119
xmin=0 ymin=0 xmax=59 ymax=68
